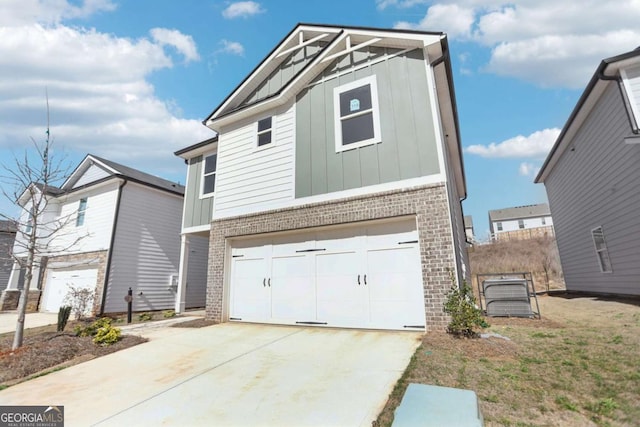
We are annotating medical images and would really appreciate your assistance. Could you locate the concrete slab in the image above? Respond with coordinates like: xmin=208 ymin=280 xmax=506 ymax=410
xmin=0 ymin=323 xmax=422 ymax=426
xmin=0 ymin=312 xmax=58 ymax=334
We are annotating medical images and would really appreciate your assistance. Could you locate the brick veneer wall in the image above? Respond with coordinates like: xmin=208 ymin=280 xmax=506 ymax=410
xmin=42 ymin=250 xmax=108 ymax=314
xmin=207 ymin=183 xmax=457 ymax=332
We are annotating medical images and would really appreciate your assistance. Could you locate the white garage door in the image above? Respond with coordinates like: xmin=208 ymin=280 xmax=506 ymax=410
xmin=229 ymin=219 xmax=426 ymax=330
xmin=42 ymin=268 xmax=98 ymax=313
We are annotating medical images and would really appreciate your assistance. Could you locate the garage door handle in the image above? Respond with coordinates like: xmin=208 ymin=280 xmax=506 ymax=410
xmin=364 ymin=274 xmax=367 ymax=285
xmin=263 ymin=278 xmax=266 ymax=287
xmin=357 ymin=274 xmax=360 ymax=285
xmin=268 ymin=278 xmax=271 ymax=287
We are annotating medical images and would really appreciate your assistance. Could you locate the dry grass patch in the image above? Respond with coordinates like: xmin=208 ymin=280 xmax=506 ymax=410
xmin=171 ymin=318 xmax=217 ymax=328
xmin=376 ymin=295 xmax=640 ymax=427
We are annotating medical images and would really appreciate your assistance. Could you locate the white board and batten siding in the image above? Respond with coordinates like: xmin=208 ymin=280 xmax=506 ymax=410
xmin=103 ymin=182 xmax=183 ymax=312
xmin=185 ymin=234 xmax=208 ymax=309
xmin=545 ymin=82 xmax=640 ymax=295
xmin=621 ymin=64 xmax=640 ymax=127
xmin=48 ymin=183 xmax=120 ymax=255
xmin=214 ymin=103 xmax=296 ymax=219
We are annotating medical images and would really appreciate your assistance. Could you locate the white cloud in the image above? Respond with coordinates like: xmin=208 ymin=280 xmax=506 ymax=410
xmin=0 ymin=22 xmax=212 ymax=173
xmin=465 ymin=128 xmax=560 ymax=158
xmin=222 ymin=1 xmax=265 ymax=19
xmin=150 ymin=28 xmax=200 ymax=63
xmin=387 ymin=0 xmax=640 ymax=88
xmin=217 ymin=39 xmax=245 ymax=56
xmin=518 ymin=162 xmax=540 ymax=177
xmin=0 ymin=0 xmax=116 ymax=26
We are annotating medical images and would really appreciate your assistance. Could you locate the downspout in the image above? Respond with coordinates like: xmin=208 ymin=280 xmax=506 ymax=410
xmin=100 ymin=179 xmax=127 ymax=315
xmin=598 ymin=69 xmax=640 ymax=134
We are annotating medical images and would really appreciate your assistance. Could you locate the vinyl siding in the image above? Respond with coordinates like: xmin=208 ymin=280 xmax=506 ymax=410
xmin=185 ymin=234 xmax=208 ymax=309
xmin=493 ymin=216 xmax=553 ymax=233
xmin=214 ymin=103 xmax=295 ymax=218
xmin=0 ymin=231 xmax=15 ymax=291
xmin=545 ymin=82 xmax=640 ymax=295
xmin=47 ymin=184 xmax=119 ymax=255
xmin=72 ymin=164 xmax=111 ymax=188
xmin=103 ymin=182 xmax=182 ymax=312
xmin=295 ymin=47 xmax=440 ymax=198
xmin=182 ymin=155 xmax=214 ymax=229
xmin=241 ymin=42 xmax=325 ymax=107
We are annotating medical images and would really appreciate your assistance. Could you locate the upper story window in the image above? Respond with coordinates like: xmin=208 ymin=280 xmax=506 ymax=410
xmin=257 ymin=117 xmax=273 ymax=148
xmin=541 ymin=217 xmax=546 ymax=225
xmin=25 ymin=207 xmax=34 ymax=234
xmin=76 ymin=197 xmax=88 ymax=227
xmin=202 ymin=153 xmax=217 ymax=198
xmin=591 ymin=226 xmax=612 ymax=273
xmin=333 ymin=75 xmax=381 ymax=152
xmin=518 ymin=219 xmax=525 ymax=229
xmin=496 ymin=222 xmax=503 ymax=231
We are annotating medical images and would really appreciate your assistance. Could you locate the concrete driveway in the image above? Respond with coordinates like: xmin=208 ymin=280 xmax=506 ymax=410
xmin=0 ymin=312 xmax=58 ymax=334
xmin=0 ymin=323 xmax=421 ymax=426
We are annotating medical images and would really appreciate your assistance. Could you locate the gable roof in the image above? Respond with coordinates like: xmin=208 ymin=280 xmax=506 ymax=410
xmin=61 ymin=154 xmax=184 ymax=196
xmin=535 ymin=48 xmax=640 ymax=183
xmin=488 ymin=203 xmax=550 ymax=222
xmin=174 ymin=136 xmax=218 ymax=159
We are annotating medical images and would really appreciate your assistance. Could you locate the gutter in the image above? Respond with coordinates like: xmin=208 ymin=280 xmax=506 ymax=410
xmin=100 ymin=179 xmax=127 ymax=315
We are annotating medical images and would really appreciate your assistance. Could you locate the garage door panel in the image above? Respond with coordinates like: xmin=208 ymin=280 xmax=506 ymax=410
xmin=365 ymin=220 xmax=417 ymax=249
xmin=315 ymin=228 xmax=363 ymax=252
xmin=271 ymin=255 xmax=315 ymax=321
xmin=43 ymin=269 xmax=98 ymax=313
xmin=230 ymin=258 xmax=270 ymax=320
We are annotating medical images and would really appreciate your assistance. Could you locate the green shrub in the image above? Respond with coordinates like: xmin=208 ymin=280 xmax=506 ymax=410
xmin=74 ymin=317 xmax=121 ymax=345
xmin=57 ymin=305 xmax=72 ymax=332
xmin=93 ymin=325 xmax=121 ymax=346
xmin=137 ymin=312 xmax=153 ymax=322
xmin=443 ymin=275 xmax=489 ymax=337
xmin=163 ymin=310 xmax=176 ymax=318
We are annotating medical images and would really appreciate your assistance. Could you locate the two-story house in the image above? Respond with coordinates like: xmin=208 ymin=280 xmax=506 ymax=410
xmin=2 ymin=155 xmax=206 ymax=314
xmin=175 ymin=24 xmax=469 ymax=331
xmin=536 ymin=48 xmax=640 ymax=296
xmin=488 ymin=203 xmax=554 ymax=241
xmin=0 ymin=220 xmax=18 ymax=293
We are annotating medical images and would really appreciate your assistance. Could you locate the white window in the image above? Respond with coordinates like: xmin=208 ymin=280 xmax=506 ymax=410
xmin=25 ymin=207 xmax=34 ymax=233
xmin=518 ymin=219 xmax=525 ymax=229
xmin=256 ymin=117 xmax=273 ymax=148
xmin=541 ymin=217 xmax=546 ymax=225
xmin=591 ymin=226 xmax=612 ymax=273
xmin=76 ymin=198 xmax=88 ymax=227
xmin=333 ymin=75 xmax=381 ymax=152
xmin=496 ymin=222 xmax=502 ymax=231
xmin=201 ymin=153 xmax=217 ymax=198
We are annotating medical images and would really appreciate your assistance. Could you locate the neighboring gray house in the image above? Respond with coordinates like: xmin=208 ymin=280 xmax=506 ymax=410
xmin=3 ymin=155 xmax=205 ymax=313
xmin=0 ymin=220 xmax=18 ymax=292
xmin=535 ymin=48 xmax=640 ymax=296
xmin=175 ymin=24 xmax=469 ymax=332
xmin=488 ymin=203 xmax=553 ymax=241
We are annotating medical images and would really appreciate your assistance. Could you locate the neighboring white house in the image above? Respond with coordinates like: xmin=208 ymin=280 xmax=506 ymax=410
xmin=174 ymin=24 xmax=469 ymax=332
xmin=2 ymin=155 xmax=206 ymax=314
xmin=464 ymin=215 xmax=474 ymax=244
xmin=488 ymin=203 xmax=553 ymax=241
xmin=535 ymin=48 xmax=640 ymax=296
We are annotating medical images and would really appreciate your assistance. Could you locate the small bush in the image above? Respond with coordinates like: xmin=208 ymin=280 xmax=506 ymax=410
xmin=57 ymin=305 xmax=72 ymax=332
xmin=137 ymin=312 xmax=153 ymax=322
xmin=163 ymin=310 xmax=176 ymax=318
xmin=64 ymin=285 xmax=98 ymax=320
xmin=74 ymin=317 xmax=120 ymax=345
xmin=443 ymin=274 xmax=489 ymax=337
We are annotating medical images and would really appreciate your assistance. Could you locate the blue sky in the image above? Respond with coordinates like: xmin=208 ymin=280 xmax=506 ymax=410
xmin=1 ymin=0 xmax=639 ymax=238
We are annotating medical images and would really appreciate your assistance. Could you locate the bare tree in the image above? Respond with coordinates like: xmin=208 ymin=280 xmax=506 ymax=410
xmin=0 ymin=98 xmax=83 ymax=350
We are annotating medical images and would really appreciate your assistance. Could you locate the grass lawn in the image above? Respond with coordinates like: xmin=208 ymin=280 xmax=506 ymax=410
xmin=376 ymin=294 xmax=640 ymax=427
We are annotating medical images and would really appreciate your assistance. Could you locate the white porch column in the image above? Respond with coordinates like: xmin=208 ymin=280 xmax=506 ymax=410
xmin=175 ymin=234 xmax=190 ymax=313
xmin=6 ymin=261 xmax=22 ymax=290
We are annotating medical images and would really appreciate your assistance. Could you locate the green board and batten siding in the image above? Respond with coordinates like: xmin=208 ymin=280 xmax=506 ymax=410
xmin=295 ymin=47 xmax=441 ymax=198
xmin=182 ymin=155 xmax=213 ymax=229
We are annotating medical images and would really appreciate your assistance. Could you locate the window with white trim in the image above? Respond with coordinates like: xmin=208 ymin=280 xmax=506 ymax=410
xmin=25 ymin=207 xmax=34 ymax=233
xmin=541 ymin=217 xmax=546 ymax=225
xmin=496 ymin=222 xmax=502 ymax=231
xmin=334 ymin=75 xmax=381 ymax=152
xmin=518 ymin=219 xmax=525 ymax=229
xmin=591 ymin=226 xmax=612 ymax=273
xmin=202 ymin=153 xmax=217 ymax=197
xmin=256 ymin=117 xmax=273 ymax=148
xmin=76 ymin=197 xmax=88 ymax=227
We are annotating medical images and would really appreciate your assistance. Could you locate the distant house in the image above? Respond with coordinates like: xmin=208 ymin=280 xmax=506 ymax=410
xmin=175 ymin=23 xmax=469 ymax=332
xmin=488 ymin=203 xmax=553 ymax=241
xmin=2 ymin=155 xmax=205 ymax=314
xmin=535 ymin=48 xmax=640 ymax=296
xmin=0 ymin=220 xmax=18 ymax=293
xmin=464 ymin=215 xmax=474 ymax=244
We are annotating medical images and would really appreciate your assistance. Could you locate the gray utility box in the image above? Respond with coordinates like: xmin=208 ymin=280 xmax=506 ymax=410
xmin=483 ymin=278 xmax=533 ymax=317
xmin=392 ymin=383 xmax=484 ymax=426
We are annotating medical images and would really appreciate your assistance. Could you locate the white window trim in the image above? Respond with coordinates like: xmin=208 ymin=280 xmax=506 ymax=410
xmin=591 ymin=226 xmax=612 ymax=274
xmin=620 ymin=68 xmax=640 ymax=131
xmin=76 ymin=197 xmax=88 ymax=227
xmin=333 ymin=74 xmax=382 ymax=153
xmin=255 ymin=115 xmax=276 ymax=152
xmin=200 ymin=151 xmax=217 ymax=199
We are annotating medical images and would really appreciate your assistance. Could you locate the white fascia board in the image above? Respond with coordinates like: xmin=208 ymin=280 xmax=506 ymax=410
xmin=175 ymin=140 xmax=219 ymax=160
xmin=61 ymin=155 xmax=118 ymax=190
